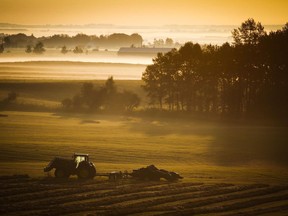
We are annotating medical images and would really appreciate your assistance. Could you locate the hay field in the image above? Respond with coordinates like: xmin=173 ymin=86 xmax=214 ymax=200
xmin=1 ymin=111 xmax=288 ymax=215
xmin=1 ymin=111 xmax=288 ymax=184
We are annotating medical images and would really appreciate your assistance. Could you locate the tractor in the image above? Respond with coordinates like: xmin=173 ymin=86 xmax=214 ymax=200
xmin=44 ymin=153 xmax=96 ymax=179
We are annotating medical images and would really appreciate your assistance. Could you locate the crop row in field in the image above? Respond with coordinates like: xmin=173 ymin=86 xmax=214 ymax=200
xmin=1 ymin=175 xmax=288 ymax=216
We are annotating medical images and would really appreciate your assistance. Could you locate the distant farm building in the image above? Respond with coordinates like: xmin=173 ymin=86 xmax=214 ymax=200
xmin=118 ymin=47 xmax=173 ymax=55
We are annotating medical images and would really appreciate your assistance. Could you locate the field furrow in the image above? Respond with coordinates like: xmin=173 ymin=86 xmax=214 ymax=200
xmin=158 ymin=186 xmax=288 ymax=215
xmin=1 ymin=176 xmax=288 ymax=216
xmin=220 ymin=203 xmax=288 ymax=216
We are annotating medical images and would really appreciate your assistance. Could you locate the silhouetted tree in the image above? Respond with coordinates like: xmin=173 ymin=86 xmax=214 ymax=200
xmin=62 ymin=77 xmax=140 ymax=112
xmin=33 ymin=42 xmax=45 ymax=54
xmin=3 ymin=33 xmax=36 ymax=48
xmin=105 ymin=76 xmax=117 ymax=95
xmin=3 ymin=32 xmax=143 ymax=49
xmin=153 ymin=39 xmax=165 ymax=47
xmin=142 ymin=55 xmax=165 ymax=109
xmin=25 ymin=45 xmax=32 ymax=53
xmin=121 ymin=90 xmax=140 ymax=111
xmin=165 ymin=38 xmax=174 ymax=47
xmin=61 ymin=46 xmax=68 ymax=54
xmin=73 ymin=46 xmax=83 ymax=53
xmin=232 ymin=18 xmax=266 ymax=45
xmin=103 ymin=76 xmax=118 ymax=110
xmin=255 ymin=23 xmax=288 ymax=120
xmin=0 ymin=43 xmax=4 ymax=53
xmin=142 ymin=19 xmax=288 ymax=123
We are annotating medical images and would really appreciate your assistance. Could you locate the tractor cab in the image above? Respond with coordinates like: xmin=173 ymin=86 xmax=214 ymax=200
xmin=73 ymin=153 xmax=89 ymax=165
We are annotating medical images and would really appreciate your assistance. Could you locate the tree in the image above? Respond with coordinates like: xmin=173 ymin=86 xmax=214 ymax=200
xmin=103 ymin=76 xmax=117 ymax=110
xmin=178 ymin=42 xmax=202 ymax=111
xmin=0 ymin=43 xmax=4 ymax=53
xmin=141 ymin=20 xmax=288 ymax=123
xmin=130 ymin=33 xmax=143 ymax=47
xmin=61 ymin=46 xmax=68 ymax=54
xmin=165 ymin=38 xmax=174 ymax=47
xmin=120 ymin=90 xmax=140 ymax=111
xmin=25 ymin=45 xmax=32 ymax=53
xmin=232 ymin=18 xmax=266 ymax=45
xmin=142 ymin=54 xmax=166 ymax=109
xmin=33 ymin=42 xmax=45 ymax=54
xmin=153 ymin=39 xmax=164 ymax=47
xmin=61 ymin=77 xmax=140 ymax=113
xmin=73 ymin=46 xmax=83 ymax=53
xmin=256 ymin=23 xmax=288 ymax=120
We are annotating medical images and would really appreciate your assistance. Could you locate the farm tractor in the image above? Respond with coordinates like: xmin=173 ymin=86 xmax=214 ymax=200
xmin=44 ymin=153 xmax=183 ymax=181
xmin=44 ymin=153 xmax=96 ymax=179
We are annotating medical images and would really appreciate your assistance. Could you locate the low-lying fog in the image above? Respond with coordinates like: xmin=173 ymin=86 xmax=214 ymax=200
xmin=0 ymin=49 xmax=150 ymax=80
xmin=0 ymin=49 xmax=153 ymax=65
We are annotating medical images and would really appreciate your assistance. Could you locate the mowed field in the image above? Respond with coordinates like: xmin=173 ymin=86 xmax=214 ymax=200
xmin=1 ymin=175 xmax=288 ymax=216
xmin=1 ymin=110 xmax=288 ymax=215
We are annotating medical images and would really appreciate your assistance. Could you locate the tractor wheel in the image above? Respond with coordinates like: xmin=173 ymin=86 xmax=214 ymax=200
xmin=89 ymin=166 xmax=96 ymax=179
xmin=54 ymin=169 xmax=69 ymax=178
xmin=77 ymin=166 xmax=90 ymax=179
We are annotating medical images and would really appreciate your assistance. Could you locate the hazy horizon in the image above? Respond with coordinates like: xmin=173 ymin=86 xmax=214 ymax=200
xmin=2 ymin=0 xmax=287 ymax=47
xmin=1 ymin=0 xmax=287 ymax=26
xmin=1 ymin=23 xmax=285 ymax=46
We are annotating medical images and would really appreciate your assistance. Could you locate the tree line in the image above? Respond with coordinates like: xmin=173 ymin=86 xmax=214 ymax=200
xmin=62 ymin=77 xmax=140 ymax=113
xmin=1 ymin=33 xmax=143 ymax=49
xmin=142 ymin=19 xmax=288 ymax=122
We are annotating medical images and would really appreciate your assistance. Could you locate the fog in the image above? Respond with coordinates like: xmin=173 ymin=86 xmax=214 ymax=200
xmin=1 ymin=25 xmax=236 ymax=45
xmin=0 ymin=61 xmax=146 ymax=80
xmin=0 ymin=49 xmax=153 ymax=65
xmin=1 ymin=25 xmax=283 ymax=45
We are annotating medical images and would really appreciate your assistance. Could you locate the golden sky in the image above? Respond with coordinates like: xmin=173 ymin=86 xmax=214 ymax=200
xmin=0 ymin=0 xmax=287 ymax=25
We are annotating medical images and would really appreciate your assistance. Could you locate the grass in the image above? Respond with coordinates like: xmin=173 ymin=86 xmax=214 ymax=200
xmin=0 ymin=110 xmax=288 ymax=184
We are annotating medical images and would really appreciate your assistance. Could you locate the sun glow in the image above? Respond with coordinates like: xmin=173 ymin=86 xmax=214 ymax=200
xmin=1 ymin=0 xmax=287 ymax=25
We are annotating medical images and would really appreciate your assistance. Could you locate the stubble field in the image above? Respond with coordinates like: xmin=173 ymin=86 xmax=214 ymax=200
xmin=1 ymin=110 xmax=288 ymax=215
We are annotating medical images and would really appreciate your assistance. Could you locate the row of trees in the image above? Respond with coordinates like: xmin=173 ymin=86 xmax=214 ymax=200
xmin=142 ymin=19 xmax=288 ymax=121
xmin=25 ymin=42 xmax=45 ymax=54
xmin=0 ymin=43 xmax=3 ymax=53
xmin=2 ymin=33 xmax=143 ymax=49
xmin=25 ymin=43 xmax=91 ymax=54
xmin=62 ymin=77 xmax=140 ymax=112
xmin=151 ymin=38 xmax=180 ymax=48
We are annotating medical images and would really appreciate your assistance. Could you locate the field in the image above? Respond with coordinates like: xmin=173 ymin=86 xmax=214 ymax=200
xmin=1 ymin=175 xmax=288 ymax=216
xmin=0 ymin=61 xmax=146 ymax=80
xmin=1 ymin=110 xmax=288 ymax=215
xmin=1 ymin=65 xmax=288 ymax=215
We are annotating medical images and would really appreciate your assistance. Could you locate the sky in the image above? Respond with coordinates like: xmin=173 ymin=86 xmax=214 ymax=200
xmin=0 ymin=0 xmax=288 ymax=26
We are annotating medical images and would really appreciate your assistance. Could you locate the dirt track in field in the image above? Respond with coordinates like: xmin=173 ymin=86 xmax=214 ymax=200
xmin=1 ymin=175 xmax=288 ymax=216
